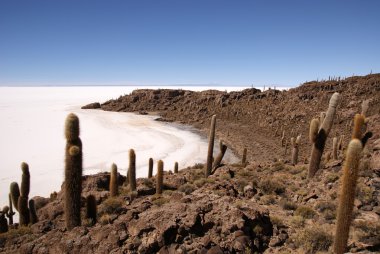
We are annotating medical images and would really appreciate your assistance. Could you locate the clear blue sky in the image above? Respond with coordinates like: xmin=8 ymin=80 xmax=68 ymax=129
xmin=0 ymin=0 xmax=379 ymax=87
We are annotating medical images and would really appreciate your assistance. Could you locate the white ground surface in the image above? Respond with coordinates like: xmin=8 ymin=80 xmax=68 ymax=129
xmin=0 ymin=86 xmax=245 ymax=203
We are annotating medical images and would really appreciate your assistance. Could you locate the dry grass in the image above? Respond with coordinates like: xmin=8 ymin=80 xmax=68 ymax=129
xmin=294 ymin=205 xmax=316 ymax=219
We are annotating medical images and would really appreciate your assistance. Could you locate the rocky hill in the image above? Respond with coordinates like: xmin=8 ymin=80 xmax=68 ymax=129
xmin=0 ymin=74 xmax=379 ymax=253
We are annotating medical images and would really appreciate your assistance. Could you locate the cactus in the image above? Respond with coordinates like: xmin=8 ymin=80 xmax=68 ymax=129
xmin=156 ymin=160 xmax=164 ymax=195
xmin=64 ymin=113 xmax=83 ymax=230
xmin=174 ymin=162 xmax=178 ymax=173
xmin=128 ymin=149 xmax=136 ymax=192
xmin=242 ymin=148 xmax=247 ymax=165
xmin=291 ymin=135 xmax=301 ymax=165
xmin=361 ymin=99 xmax=370 ymax=116
xmin=18 ymin=196 xmax=29 ymax=225
xmin=29 ymin=199 xmax=38 ymax=224
xmin=212 ymin=141 xmax=227 ymax=172
xmin=86 ymin=195 xmax=97 ymax=225
xmin=334 ymin=139 xmax=363 ymax=254
xmin=338 ymin=135 xmax=344 ymax=151
xmin=7 ymin=194 xmax=15 ymax=225
xmin=205 ymin=115 xmax=216 ymax=177
xmin=308 ymin=92 xmax=340 ymax=178
xmin=148 ymin=158 xmax=153 ymax=178
xmin=10 ymin=182 xmax=20 ymax=212
xmin=319 ymin=112 xmax=326 ymax=127
xmin=18 ymin=162 xmax=30 ymax=226
xmin=352 ymin=114 xmax=365 ymax=140
xmin=0 ymin=209 xmax=8 ymax=233
xmin=110 ymin=163 xmax=118 ymax=197
xmin=332 ymin=137 xmax=338 ymax=160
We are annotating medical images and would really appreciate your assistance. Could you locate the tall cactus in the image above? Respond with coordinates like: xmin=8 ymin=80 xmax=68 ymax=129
xmin=110 ymin=163 xmax=118 ymax=197
xmin=148 ymin=158 xmax=153 ymax=178
xmin=308 ymin=92 xmax=340 ymax=178
xmin=174 ymin=162 xmax=179 ymax=173
xmin=291 ymin=135 xmax=301 ymax=165
xmin=64 ymin=113 xmax=83 ymax=230
xmin=205 ymin=115 xmax=216 ymax=177
xmin=29 ymin=199 xmax=38 ymax=224
xmin=242 ymin=148 xmax=247 ymax=165
xmin=10 ymin=182 xmax=20 ymax=212
xmin=18 ymin=162 xmax=30 ymax=226
xmin=129 ymin=149 xmax=136 ymax=192
xmin=156 ymin=160 xmax=164 ymax=195
xmin=86 ymin=195 xmax=97 ymax=224
xmin=333 ymin=139 xmax=363 ymax=254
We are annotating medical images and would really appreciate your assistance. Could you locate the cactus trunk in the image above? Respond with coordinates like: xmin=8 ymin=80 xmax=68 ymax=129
xmin=308 ymin=93 xmax=340 ymax=178
xmin=212 ymin=141 xmax=227 ymax=172
xmin=242 ymin=148 xmax=247 ymax=164
xmin=129 ymin=149 xmax=137 ymax=192
xmin=174 ymin=162 xmax=178 ymax=173
xmin=64 ymin=113 xmax=83 ymax=230
xmin=205 ymin=115 xmax=216 ymax=177
xmin=29 ymin=199 xmax=38 ymax=224
xmin=10 ymin=182 xmax=20 ymax=212
xmin=334 ymin=139 xmax=363 ymax=254
xmin=332 ymin=137 xmax=338 ymax=160
xmin=86 ymin=195 xmax=97 ymax=224
xmin=156 ymin=160 xmax=164 ymax=195
xmin=8 ymin=194 xmax=14 ymax=225
xmin=110 ymin=163 xmax=118 ymax=197
xmin=18 ymin=162 xmax=30 ymax=226
xmin=148 ymin=158 xmax=153 ymax=178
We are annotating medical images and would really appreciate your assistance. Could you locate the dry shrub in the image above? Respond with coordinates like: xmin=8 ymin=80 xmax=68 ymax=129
xmin=178 ymin=183 xmax=196 ymax=194
xmin=294 ymin=205 xmax=316 ymax=219
xmin=293 ymin=226 xmax=332 ymax=253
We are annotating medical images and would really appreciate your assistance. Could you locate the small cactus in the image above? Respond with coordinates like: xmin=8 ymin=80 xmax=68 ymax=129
xmin=291 ymin=135 xmax=301 ymax=165
xmin=334 ymin=139 xmax=363 ymax=254
xmin=64 ymin=113 xmax=83 ymax=230
xmin=212 ymin=140 xmax=227 ymax=172
xmin=242 ymin=148 xmax=247 ymax=165
xmin=0 ymin=209 xmax=8 ymax=233
xmin=156 ymin=160 xmax=164 ymax=195
xmin=10 ymin=182 xmax=20 ymax=212
xmin=205 ymin=115 xmax=216 ymax=177
xmin=128 ymin=149 xmax=137 ymax=192
xmin=29 ymin=199 xmax=38 ymax=224
xmin=7 ymin=194 xmax=15 ymax=225
xmin=352 ymin=114 xmax=365 ymax=140
xmin=308 ymin=92 xmax=340 ymax=178
xmin=110 ymin=163 xmax=119 ymax=197
xmin=174 ymin=162 xmax=178 ymax=173
xmin=86 ymin=195 xmax=97 ymax=225
xmin=332 ymin=137 xmax=338 ymax=160
xmin=148 ymin=158 xmax=153 ymax=178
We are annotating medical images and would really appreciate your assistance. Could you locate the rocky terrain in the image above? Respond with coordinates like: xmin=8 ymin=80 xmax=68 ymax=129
xmin=0 ymin=74 xmax=379 ymax=253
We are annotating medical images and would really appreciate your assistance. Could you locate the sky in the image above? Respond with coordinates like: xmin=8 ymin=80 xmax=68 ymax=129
xmin=0 ymin=0 xmax=379 ymax=87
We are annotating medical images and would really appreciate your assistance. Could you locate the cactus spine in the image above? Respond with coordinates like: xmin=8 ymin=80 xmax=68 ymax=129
xmin=334 ymin=139 xmax=363 ymax=254
xmin=18 ymin=162 xmax=30 ymax=226
xmin=29 ymin=199 xmax=38 ymax=224
xmin=110 ymin=163 xmax=119 ymax=197
xmin=174 ymin=162 xmax=178 ymax=173
xmin=156 ymin=160 xmax=164 ymax=195
xmin=86 ymin=195 xmax=97 ymax=224
xmin=64 ymin=113 xmax=83 ymax=230
xmin=291 ymin=135 xmax=301 ymax=165
xmin=332 ymin=137 xmax=338 ymax=160
xmin=129 ymin=149 xmax=137 ymax=192
xmin=148 ymin=158 xmax=153 ymax=178
xmin=10 ymin=182 xmax=20 ymax=212
xmin=205 ymin=115 xmax=216 ymax=177
xmin=242 ymin=148 xmax=247 ymax=165
xmin=308 ymin=92 xmax=340 ymax=178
